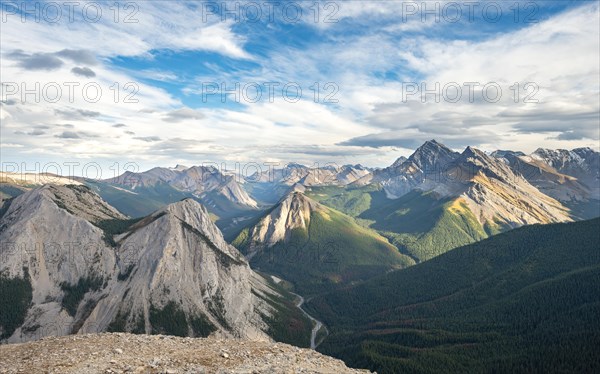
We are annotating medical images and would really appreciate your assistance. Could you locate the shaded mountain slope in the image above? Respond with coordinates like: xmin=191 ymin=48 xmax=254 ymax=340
xmin=306 ymin=218 xmax=600 ymax=373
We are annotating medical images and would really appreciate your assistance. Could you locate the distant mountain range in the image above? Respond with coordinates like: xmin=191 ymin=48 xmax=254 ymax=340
xmin=356 ymin=140 xmax=573 ymax=225
xmin=92 ymin=141 xmax=598 ymax=227
xmin=2 ymin=141 xmax=598 ymax=281
xmin=1 ymin=140 xmax=598 ymax=350
xmin=2 ymin=141 xmax=597 ymax=261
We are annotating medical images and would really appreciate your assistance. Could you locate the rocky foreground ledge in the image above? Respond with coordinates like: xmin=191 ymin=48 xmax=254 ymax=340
xmin=0 ymin=333 xmax=370 ymax=374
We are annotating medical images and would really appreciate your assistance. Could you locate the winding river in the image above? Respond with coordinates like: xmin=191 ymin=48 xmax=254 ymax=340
xmin=290 ymin=292 xmax=327 ymax=349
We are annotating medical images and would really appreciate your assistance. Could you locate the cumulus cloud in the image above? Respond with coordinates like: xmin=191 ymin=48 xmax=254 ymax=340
xmin=7 ymin=50 xmax=64 ymax=71
xmin=20 ymin=125 xmax=51 ymax=136
xmin=56 ymin=49 xmax=98 ymax=65
xmin=71 ymin=67 xmax=96 ymax=78
xmin=55 ymin=108 xmax=101 ymax=120
xmin=6 ymin=49 xmax=100 ymax=73
xmin=556 ymin=131 xmax=590 ymax=141
xmin=163 ymin=108 xmax=205 ymax=122
xmin=134 ymin=136 xmax=162 ymax=142
xmin=55 ymin=130 xmax=98 ymax=139
xmin=55 ymin=131 xmax=81 ymax=139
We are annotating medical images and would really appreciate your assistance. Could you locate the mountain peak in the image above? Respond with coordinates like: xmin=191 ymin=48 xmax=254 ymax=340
xmin=413 ymin=139 xmax=455 ymax=155
xmin=462 ymin=145 xmax=476 ymax=155
xmin=459 ymin=146 xmax=504 ymax=173
xmin=572 ymin=147 xmax=598 ymax=159
xmin=531 ymin=148 xmax=585 ymax=166
xmin=391 ymin=156 xmax=408 ymax=168
xmin=280 ymin=190 xmax=319 ymax=211
xmin=172 ymin=164 xmax=189 ymax=171
xmin=290 ymin=183 xmax=307 ymax=193
xmin=161 ymin=196 xmax=204 ymax=214
xmin=532 ymin=147 xmax=554 ymax=156
xmin=413 ymin=139 xmax=446 ymax=153
xmin=286 ymin=162 xmax=307 ymax=169
xmin=424 ymin=139 xmax=442 ymax=146
xmin=461 ymin=146 xmax=488 ymax=159
xmin=407 ymin=140 xmax=459 ymax=171
xmin=152 ymin=197 xmax=235 ymax=251
xmin=36 ymin=184 xmax=125 ymax=223
xmin=351 ymin=164 xmax=369 ymax=170
xmin=240 ymin=190 xmax=322 ymax=253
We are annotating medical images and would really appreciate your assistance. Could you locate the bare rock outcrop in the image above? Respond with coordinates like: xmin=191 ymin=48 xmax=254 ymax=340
xmin=0 ymin=185 xmax=295 ymax=343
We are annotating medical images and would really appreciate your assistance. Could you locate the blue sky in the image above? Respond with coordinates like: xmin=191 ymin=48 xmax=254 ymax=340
xmin=112 ymin=1 xmax=581 ymax=109
xmin=1 ymin=1 xmax=599 ymax=175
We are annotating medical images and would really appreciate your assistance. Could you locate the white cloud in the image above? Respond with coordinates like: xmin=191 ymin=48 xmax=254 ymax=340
xmin=163 ymin=108 xmax=205 ymax=122
xmin=340 ymin=2 xmax=600 ymax=153
xmin=1 ymin=2 xmax=250 ymax=59
xmin=1 ymin=1 xmax=598 ymax=172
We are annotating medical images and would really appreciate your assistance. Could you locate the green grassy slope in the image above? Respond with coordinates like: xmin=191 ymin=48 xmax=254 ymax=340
xmin=307 ymin=185 xmax=384 ymax=218
xmin=307 ymin=186 xmax=490 ymax=262
xmin=235 ymin=205 xmax=415 ymax=297
xmin=306 ymin=218 xmax=600 ymax=374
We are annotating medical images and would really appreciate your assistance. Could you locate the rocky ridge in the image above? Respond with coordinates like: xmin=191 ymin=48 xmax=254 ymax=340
xmin=242 ymin=191 xmax=324 ymax=259
xmin=104 ymin=166 xmax=258 ymax=209
xmin=531 ymin=147 xmax=600 ymax=199
xmin=354 ymin=140 xmax=573 ymax=228
xmin=249 ymin=164 xmax=370 ymax=187
xmin=0 ymin=185 xmax=298 ymax=343
xmin=492 ymin=150 xmax=593 ymax=202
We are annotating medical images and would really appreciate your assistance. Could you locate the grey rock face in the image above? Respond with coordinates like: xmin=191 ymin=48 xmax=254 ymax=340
xmin=0 ymin=185 xmax=285 ymax=343
xmin=532 ymin=147 xmax=600 ymax=199
xmin=492 ymin=151 xmax=591 ymax=202
xmin=355 ymin=140 xmax=573 ymax=228
xmin=244 ymin=192 xmax=322 ymax=259
xmin=0 ymin=185 xmax=120 ymax=342
xmin=353 ymin=140 xmax=461 ymax=198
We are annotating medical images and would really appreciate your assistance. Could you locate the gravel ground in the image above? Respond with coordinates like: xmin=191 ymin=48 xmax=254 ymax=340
xmin=0 ymin=333 xmax=371 ymax=374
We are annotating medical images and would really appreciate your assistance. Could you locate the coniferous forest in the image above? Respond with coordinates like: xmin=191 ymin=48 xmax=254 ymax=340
xmin=306 ymin=218 xmax=600 ymax=373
